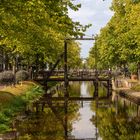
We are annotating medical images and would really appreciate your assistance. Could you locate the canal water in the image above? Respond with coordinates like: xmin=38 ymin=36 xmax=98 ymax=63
xmin=16 ymin=82 xmax=140 ymax=140
xmin=71 ymin=82 xmax=97 ymax=139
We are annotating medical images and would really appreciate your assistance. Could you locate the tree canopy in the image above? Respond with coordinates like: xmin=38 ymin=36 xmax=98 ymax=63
xmin=88 ymin=0 xmax=140 ymax=72
xmin=0 ymin=0 xmax=90 ymax=70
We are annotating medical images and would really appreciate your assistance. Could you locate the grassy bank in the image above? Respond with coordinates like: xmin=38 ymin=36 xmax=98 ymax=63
xmin=0 ymin=81 xmax=44 ymax=133
xmin=131 ymin=84 xmax=140 ymax=92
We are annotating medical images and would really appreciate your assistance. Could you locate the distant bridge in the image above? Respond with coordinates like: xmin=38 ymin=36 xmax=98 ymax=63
xmin=34 ymin=69 xmax=112 ymax=98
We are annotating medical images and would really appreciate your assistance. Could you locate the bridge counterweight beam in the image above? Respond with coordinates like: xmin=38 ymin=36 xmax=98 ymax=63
xmin=64 ymin=40 xmax=69 ymax=97
xmin=107 ymin=80 xmax=111 ymax=97
xmin=94 ymin=70 xmax=98 ymax=98
xmin=94 ymin=81 xmax=98 ymax=97
xmin=64 ymin=100 xmax=68 ymax=140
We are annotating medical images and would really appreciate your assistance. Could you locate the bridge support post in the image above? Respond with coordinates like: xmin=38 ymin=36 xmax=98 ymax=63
xmin=64 ymin=100 xmax=68 ymax=140
xmin=137 ymin=105 xmax=139 ymax=117
xmin=64 ymin=40 xmax=69 ymax=97
xmin=41 ymin=103 xmax=45 ymax=112
xmin=94 ymin=70 xmax=98 ymax=98
xmin=115 ymin=95 xmax=118 ymax=115
xmin=35 ymin=103 xmax=39 ymax=113
xmin=107 ymin=71 xmax=112 ymax=97
xmin=43 ymin=82 xmax=48 ymax=91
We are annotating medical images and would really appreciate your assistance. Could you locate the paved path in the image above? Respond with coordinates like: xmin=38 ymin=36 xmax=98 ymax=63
xmin=0 ymin=85 xmax=4 ymax=90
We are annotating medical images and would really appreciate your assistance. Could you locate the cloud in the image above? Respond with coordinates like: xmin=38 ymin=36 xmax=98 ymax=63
xmin=68 ymin=0 xmax=113 ymax=58
xmin=69 ymin=9 xmax=96 ymax=19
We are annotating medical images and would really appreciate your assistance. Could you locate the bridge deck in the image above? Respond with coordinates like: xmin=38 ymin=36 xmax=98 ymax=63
xmin=35 ymin=77 xmax=110 ymax=82
xmin=67 ymin=138 xmax=97 ymax=140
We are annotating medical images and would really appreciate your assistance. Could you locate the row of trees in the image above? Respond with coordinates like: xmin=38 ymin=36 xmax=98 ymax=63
xmin=0 ymin=0 xmax=90 ymax=73
xmin=87 ymin=0 xmax=140 ymax=78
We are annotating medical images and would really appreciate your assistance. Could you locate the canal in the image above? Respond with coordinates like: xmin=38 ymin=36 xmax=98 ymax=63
xmin=16 ymin=82 xmax=140 ymax=140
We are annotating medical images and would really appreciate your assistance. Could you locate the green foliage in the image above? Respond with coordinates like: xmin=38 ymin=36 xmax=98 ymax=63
xmin=15 ymin=96 xmax=80 ymax=140
xmin=90 ymin=101 xmax=140 ymax=140
xmin=88 ymin=0 xmax=140 ymax=69
xmin=21 ymin=86 xmax=43 ymax=103
xmin=86 ymin=48 xmax=95 ymax=69
xmin=68 ymin=82 xmax=81 ymax=97
xmin=0 ymin=85 xmax=44 ymax=133
xmin=0 ymin=113 xmax=10 ymax=124
xmin=16 ymin=70 xmax=29 ymax=82
xmin=131 ymin=84 xmax=140 ymax=91
xmin=0 ymin=124 xmax=10 ymax=133
xmin=128 ymin=63 xmax=137 ymax=74
xmin=67 ymin=41 xmax=82 ymax=68
xmin=0 ymin=0 xmax=88 ymax=69
xmin=0 ymin=113 xmax=11 ymax=132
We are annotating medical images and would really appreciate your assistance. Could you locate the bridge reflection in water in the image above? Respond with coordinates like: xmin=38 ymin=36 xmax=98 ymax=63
xmin=37 ymin=99 xmax=103 ymax=140
xmin=14 ymin=82 xmax=140 ymax=140
xmin=43 ymin=84 xmax=100 ymax=140
xmin=34 ymin=82 xmax=110 ymax=140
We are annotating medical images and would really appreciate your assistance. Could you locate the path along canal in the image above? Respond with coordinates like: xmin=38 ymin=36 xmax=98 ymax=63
xmin=15 ymin=82 xmax=140 ymax=140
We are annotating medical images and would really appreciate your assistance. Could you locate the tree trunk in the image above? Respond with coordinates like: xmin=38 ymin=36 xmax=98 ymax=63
xmin=123 ymin=63 xmax=127 ymax=77
xmin=12 ymin=58 xmax=16 ymax=74
xmin=4 ymin=53 xmax=9 ymax=70
xmin=138 ymin=62 xmax=140 ymax=81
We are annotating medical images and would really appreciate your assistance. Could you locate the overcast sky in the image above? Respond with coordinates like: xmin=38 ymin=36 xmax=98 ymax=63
xmin=68 ymin=0 xmax=114 ymax=58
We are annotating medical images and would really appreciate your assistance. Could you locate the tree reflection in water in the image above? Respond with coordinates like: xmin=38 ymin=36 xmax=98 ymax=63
xmin=90 ymin=96 xmax=140 ymax=140
xmin=16 ymin=82 xmax=81 ymax=140
xmin=15 ymin=82 xmax=140 ymax=140
xmin=16 ymin=100 xmax=80 ymax=140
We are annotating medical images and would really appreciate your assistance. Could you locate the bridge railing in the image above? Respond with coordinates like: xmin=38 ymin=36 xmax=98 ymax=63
xmin=36 ymin=70 xmax=64 ymax=79
xmin=69 ymin=69 xmax=95 ymax=77
xmin=69 ymin=69 xmax=112 ymax=78
xmin=35 ymin=69 xmax=112 ymax=79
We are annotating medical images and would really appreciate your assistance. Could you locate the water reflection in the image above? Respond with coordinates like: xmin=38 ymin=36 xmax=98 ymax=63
xmin=15 ymin=82 xmax=140 ymax=140
xmin=91 ymin=94 xmax=140 ymax=140
xmin=71 ymin=102 xmax=96 ymax=139
xmin=71 ymin=82 xmax=97 ymax=139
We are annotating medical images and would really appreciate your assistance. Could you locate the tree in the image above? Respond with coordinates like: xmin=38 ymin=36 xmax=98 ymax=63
xmin=88 ymin=0 xmax=140 ymax=77
xmin=0 ymin=0 xmax=90 ymax=71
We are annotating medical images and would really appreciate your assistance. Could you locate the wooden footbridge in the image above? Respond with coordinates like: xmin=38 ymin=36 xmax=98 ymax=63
xmin=32 ymin=37 xmax=113 ymax=123
xmin=32 ymin=37 xmax=112 ymax=140
xmin=34 ymin=37 xmax=112 ymax=98
xmin=34 ymin=69 xmax=112 ymax=98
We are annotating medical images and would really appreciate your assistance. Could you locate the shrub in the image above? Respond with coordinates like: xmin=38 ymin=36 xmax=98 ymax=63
xmin=0 ymin=71 xmax=15 ymax=85
xmin=0 ymin=72 xmax=2 ymax=83
xmin=16 ymin=70 xmax=29 ymax=82
xmin=0 ymin=85 xmax=44 ymax=133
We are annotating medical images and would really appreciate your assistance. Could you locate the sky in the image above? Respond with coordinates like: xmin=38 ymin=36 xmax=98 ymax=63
xmin=68 ymin=0 xmax=114 ymax=58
